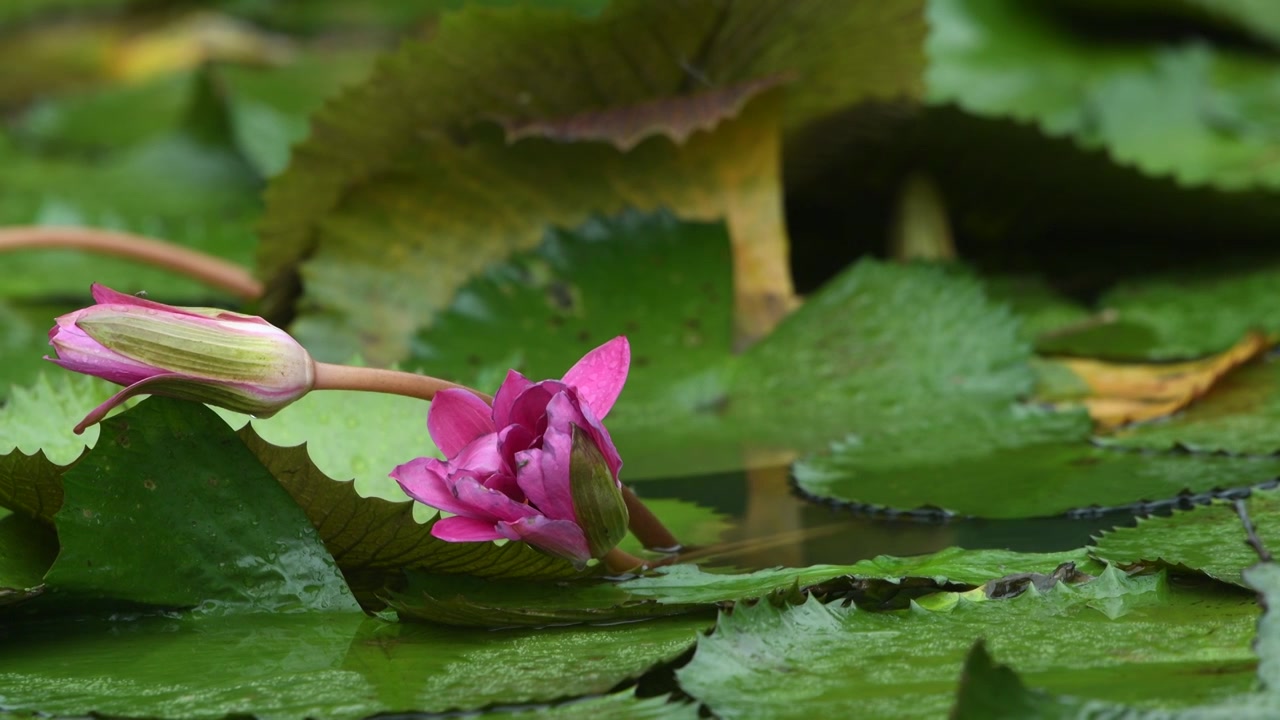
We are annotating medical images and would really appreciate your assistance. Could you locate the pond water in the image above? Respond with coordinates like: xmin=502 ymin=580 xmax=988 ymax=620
xmin=637 ymin=466 xmax=1133 ymax=569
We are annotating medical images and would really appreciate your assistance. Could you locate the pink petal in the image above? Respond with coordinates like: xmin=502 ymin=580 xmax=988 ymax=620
xmin=573 ymin=395 xmax=623 ymax=479
xmin=432 ymin=516 xmax=504 ymax=542
xmin=428 ymin=388 xmax=496 ymax=458
xmin=451 ymin=432 xmax=504 ymax=477
xmin=47 ymin=313 xmax=159 ymax=386
xmin=88 ymin=284 xmax=210 ymax=319
xmin=514 ymin=426 xmax=575 ymax=523
xmin=497 ymin=423 xmax=536 ymax=469
xmin=561 ymin=336 xmax=630 ymax=418
xmin=498 ymin=516 xmax=591 ymax=567
xmin=453 ymin=477 xmax=537 ymax=523
xmin=390 ymin=457 xmax=474 ymax=517
xmin=543 ymin=392 xmax=621 ymax=478
xmin=492 ymin=369 xmax=534 ymax=428
xmin=507 ymin=380 xmax=565 ymax=434
xmin=483 ymin=472 xmax=524 ymax=501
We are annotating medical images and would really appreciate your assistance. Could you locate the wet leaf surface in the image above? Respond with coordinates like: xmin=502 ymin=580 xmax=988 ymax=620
xmin=1091 ymin=488 xmax=1280 ymax=588
xmin=43 ymin=396 xmax=360 ymax=614
xmin=930 ymin=0 xmax=1280 ymax=191
xmin=1102 ymin=359 xmax=1280 ymax=456
xmin=390 ymin=547 xmax=1101 ymax=627
xmin=0 ymin=610 xmax=706 ymax=719
xmin=679 ymin=569 xmax=1260 ymax=719
xmin=952 ymin=561 xmax=1280 ymax=719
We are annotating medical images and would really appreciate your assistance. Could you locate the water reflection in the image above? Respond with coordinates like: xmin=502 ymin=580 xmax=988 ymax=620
xmin=640 ymin=467 xmax=1136 ymax=569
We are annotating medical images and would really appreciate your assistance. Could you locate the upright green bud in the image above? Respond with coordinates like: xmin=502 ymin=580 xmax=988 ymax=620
xmin=569 ymin=424 xmax=629 ymax=558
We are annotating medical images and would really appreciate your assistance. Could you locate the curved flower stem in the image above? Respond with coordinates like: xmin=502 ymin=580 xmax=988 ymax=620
xmin=0 ymin=226 xmax=262 ymax=300
xmin=621 ymin=485 xmax=682 ymax=552
xmin=312 ymin=362 xmax=493 ymax=404
xmin=602 ymin=547 xmax=648 ymax=574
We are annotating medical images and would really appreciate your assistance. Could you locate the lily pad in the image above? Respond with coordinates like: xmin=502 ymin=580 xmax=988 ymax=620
xmin=1090 ymin=488 xmax=1280 ymax=587
xmin=0 ymin=508 xmax=56 ymax=606
xmin=1035 ymin=262 xmax=1280 ymax=361
xmin=260 ymin=0 xmax=927 ymax=358
xmin=220 ymin=381 xmax=440 ymax=502
xmin=237 ymin=425 xmax=588 ymax=596
xmin=43 ymin=396 xmax=360 ymax=614
xmin=0 ymin=371 xmax=117 ymax=463
xmin=1101 ymin=360 xmax=1280 ymax=456
xmin=929 ymin=0 xmax=1280 ymax=191
xmin=419 ymin=219 xmax=1039 ymax=479
xmin=952 ymin=562 xmax=1280 ymax=719
xmin=793 ymin=400 xmax=1280 ymax=518
xmin=0 ymin=610 xmax=706 ymax=718
xmin=389 ymin=546 xmax=1101 ymax=627
xmin=490 ymin=691 xmax=699 ymax=719
xmin=677 ymin=568 xmax=1260 ymax=719
xmin=214 ymin=51 xmax=378 ymax=177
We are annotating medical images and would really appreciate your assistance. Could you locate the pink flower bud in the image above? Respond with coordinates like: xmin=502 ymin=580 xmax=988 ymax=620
xmin=47 ymin=284 xmax=315 ymax=434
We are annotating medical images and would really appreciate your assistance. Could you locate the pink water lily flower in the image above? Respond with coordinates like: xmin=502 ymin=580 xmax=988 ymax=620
xmin=391 ymin=336 xmax=631 ymax=567
xmin=47 ymin=284 xmax=315 ymax=433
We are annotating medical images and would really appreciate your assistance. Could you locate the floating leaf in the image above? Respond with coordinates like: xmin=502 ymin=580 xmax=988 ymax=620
xmin=237 ymin=425 xmax=587 ymax=594
xmin=0 ymin=508 xmax=56 ymax=607
xmin=1035 ymin=262 xmax=1280 ymax=361
xmin=420 ymin=222 xmax=1038 ymax=478
xmin=1040 ymin=332 xmax=1267 ymax=429
xmin=488 ymin=690 xmax=699 ymax=720
xmin=391 ymin=547 xmax=1100 ymax=627
xmin=214 ymin=51 xmax=378 ymax=177
xmin=0 ymin=372 xmax=117 ymax=463
xmin=1102 ymin=360 xmax=1280 ymax=456
xmin=793 ymin=397 xmax=1280 ymax=518
xmin=218 ymin=384 xmax=438 ymax=502
xmin=0 ymin=609 xmax=706 ymax=717
xmin=952 ymin=561 xmax=1280 ymax=718
xmin=929 ymin=0 xmax=1280 ymax=191
xmin=43 ymin=397 xmax=360 ymax=614
xmin=0 ymin=450 xmax=68 ymax=525
xmin=261 ymin=0 xmax=927 ymax=356
xmin=678 ymin=569 xmax=1259 ymax=719
xmin=1091 ymin=488 xmax=1280 ymax=588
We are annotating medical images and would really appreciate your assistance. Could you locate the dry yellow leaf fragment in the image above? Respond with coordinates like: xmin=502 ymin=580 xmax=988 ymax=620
xmin=1046 ymin=332 xmax=1268 ymax=429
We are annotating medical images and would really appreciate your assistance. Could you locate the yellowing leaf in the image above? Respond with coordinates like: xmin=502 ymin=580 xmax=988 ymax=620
xmin=1043 ymin=332 xmax=1268 ymax=429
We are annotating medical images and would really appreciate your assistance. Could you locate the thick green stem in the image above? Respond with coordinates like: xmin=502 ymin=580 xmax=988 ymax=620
xmin=0 ymin=226 xmax=262 ymax=300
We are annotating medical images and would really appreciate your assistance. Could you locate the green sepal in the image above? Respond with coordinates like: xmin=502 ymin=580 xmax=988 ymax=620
xmin=569 ymin=424 xmax=629 ymax=559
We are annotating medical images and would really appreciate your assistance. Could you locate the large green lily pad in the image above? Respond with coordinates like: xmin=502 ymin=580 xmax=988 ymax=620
xmin=929 ymin=0 xmax=1280 ymax=191
xmin=390 ymin=546 xmax=1100 ymax=627
xmin=1091 ymin=488 xmax=1280 ymax=588
xmin=418 ymin=217 xmax=1038 ymax=479
xmin=1035 ymin=262 xmax=1280 ymax=361
xmin=43 ymin=396 xmax=360 ymax=614
xmin=1102 ymin=360 xmax=1280 ymax=455
xmin=678 ymin=568 xmax=1260 ymax=719
xmin=953 ymin=562 xmax=1280 ymax=719
xmin=259 ymin=0 xmax=926 ymax=359
xmin=0 ymin=610 xmax=707 ymax=718
xmin=793 ymin=398 xmax=1280 ymax=519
